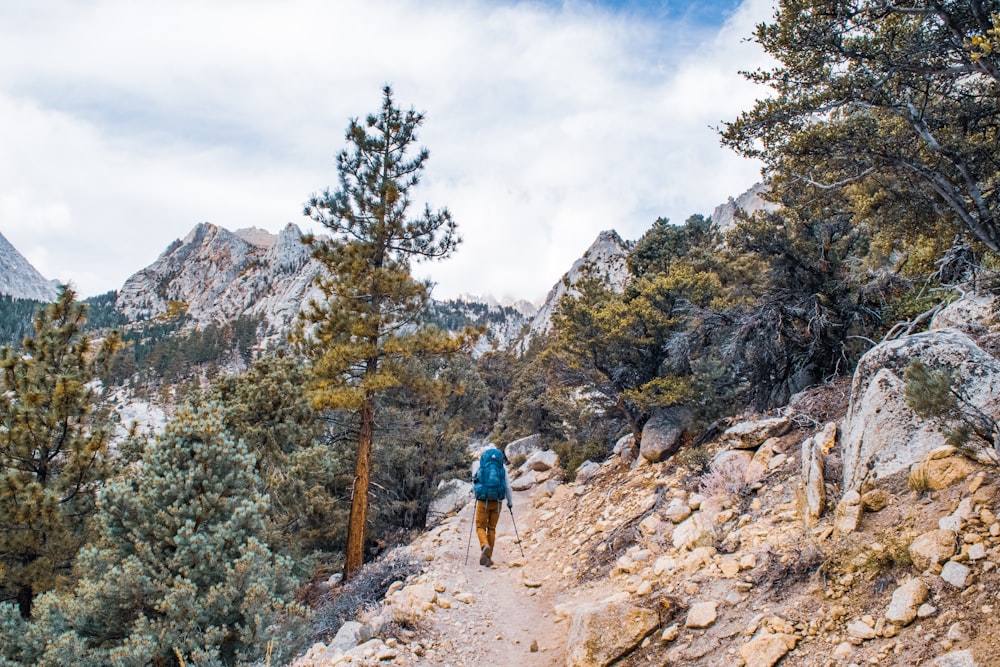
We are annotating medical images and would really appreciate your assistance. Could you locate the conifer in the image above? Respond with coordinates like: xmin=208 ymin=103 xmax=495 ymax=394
xmin=0 ymin=286 xmax=120 ymax=618
xmin=302 ymin=86 xmax=470 ymax=577
xmin=18 ymin=402 xmax=303 ymax=666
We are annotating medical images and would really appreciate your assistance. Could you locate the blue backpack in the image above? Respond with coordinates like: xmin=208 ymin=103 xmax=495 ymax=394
xmin=474 ymin=448 xmax=506 ymax=501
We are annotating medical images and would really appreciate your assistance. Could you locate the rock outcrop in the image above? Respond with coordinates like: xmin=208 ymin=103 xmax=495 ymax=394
xmin=841 ymin=328 xmax=1000 ymax=490
xmin=116 ymin=222 xmax=324 ymax=341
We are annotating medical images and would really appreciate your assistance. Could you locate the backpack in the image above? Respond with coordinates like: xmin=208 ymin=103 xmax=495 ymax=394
xmin=474 ymin=448 xmax=506 ymax=501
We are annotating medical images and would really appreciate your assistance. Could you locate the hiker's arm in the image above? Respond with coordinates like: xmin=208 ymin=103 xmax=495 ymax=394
xmin=471 ymin=460 xmax=480 ymax=483
xmin=504 ymin=473 xmax=513 ymax=508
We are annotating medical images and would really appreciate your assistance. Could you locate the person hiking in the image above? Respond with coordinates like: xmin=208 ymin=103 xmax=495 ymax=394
xmin=472 ymin=445 xmax=513 ymax=567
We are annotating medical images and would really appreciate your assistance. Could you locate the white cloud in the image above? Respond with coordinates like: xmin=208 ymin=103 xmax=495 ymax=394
xmin=0 ymin=0 xmax=774 ymax=302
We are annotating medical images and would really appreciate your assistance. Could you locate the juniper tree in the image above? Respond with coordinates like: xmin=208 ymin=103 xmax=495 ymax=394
xmin=16 ymin=402 xmax=304 ymax=667
xmin=0 ymin=286 xmax=120 ymax=618
xmin=302 ymin=86 xmax=469 ymax=577
xmin=722 ymin=0 xmax=1000 ymax=252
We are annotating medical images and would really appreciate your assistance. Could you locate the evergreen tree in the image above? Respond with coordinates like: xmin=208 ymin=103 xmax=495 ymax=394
xmin=203 ymin=354 xmax=351 ymax=559
xmin=722 ymin=0 xmax=1000 ymax=252
xmin=15 ymin=403 xmax=303 ymax=666
xmin=301 ymin=86 xmax=469 ymax=577
xmin=0 ymin=286 xmax=120 ymax=618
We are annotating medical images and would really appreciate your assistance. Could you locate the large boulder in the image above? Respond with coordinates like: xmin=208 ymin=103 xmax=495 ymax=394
xmin=505 ymin=434 xmax=543 ymax=461
xmin=565 ymin=594 xmax=659 ymax=667
xmin=841 ymin=329 xmax=1000 ymax=490
xmin=524 ymin=449 xmax=559 ymax=472
xmin=640 ymin=407 xmax=692 ymax=462
xmin=384 ymin=583 xmax=438 ymax=625
xmin=425 ymin=479 xmax=473 ymax=527
xmin=723 ymin=417 xmax=791 ymax=450
xmin=930 ymin=294 xmax=995 ymax=337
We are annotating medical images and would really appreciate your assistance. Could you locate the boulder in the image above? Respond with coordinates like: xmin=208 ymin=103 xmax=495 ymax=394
xmin=931 ymin=649 xmax=979 ymax=667
xmin=575 ymin=460 xmax=600 ymax=484
xmin=663 ymin=497 xmax=693 ymax=524
xmin=511 ymin=472 xmax=537 ymax=491
xmin=425 ymin=479 xmax=473 ymax=527
xmin=909 ymin=447 xmax=978 ymax=491
xmin=940 ymin=560 xmax=970 ymax=588
xmin=739 ymin=633 xmax=797 ymax=667
xmin=524 ymin=449 xmax=559 ymax=472
xmin=385 ymin=583 xmax=438 ymax=625
xmin=800 ymin=434 xmax=825 ymax=527
xmin=909 ymin=529 xmax=956 ymax=571
xmin=565 ymin=594 xmax=659 ymax=667
xmin=329 ymin=620 xmax=375 ymax=655
xmin=885 ymin=579 xmax=928 ymax=626
xmin=930 ymin=294 xmax=995 ymax=337
xmin=640 ymin=406 xmax=692 ymax=462
xmin=614 ymin=434 xmax=639 ymax=462
xmin=745 ymin=438 xmax=779 ymax=484
xmin=861 ymin=489 xmax=889 ymax=512
xmin=723 ymin=417 xmax=791 ymax=450
xmin=505 ymin=434 xmax=543 ymax=461
xmin=841 ymin=329 xmax=1000 ymax=490
xmin=815 ymin=421 xmax=838 ymax=454
xmin=672 ymin=513 xmax=716 ymax=551
xmin=834 ymin=490 xmax=862 ymax=534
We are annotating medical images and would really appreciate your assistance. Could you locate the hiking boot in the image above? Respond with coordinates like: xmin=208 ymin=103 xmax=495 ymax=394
xmin=480 ymin=545 xmax=492 ymax=566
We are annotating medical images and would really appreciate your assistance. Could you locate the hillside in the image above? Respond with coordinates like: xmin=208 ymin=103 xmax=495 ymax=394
xmin=292 ymin=371 xmax=996 ymax=667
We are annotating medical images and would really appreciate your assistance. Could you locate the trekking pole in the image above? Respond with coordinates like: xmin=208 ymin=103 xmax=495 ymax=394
xmin=508 ymin=505 xmax=525 ymax=558
xmin=465 ymin=500 xmax=476 ymax=565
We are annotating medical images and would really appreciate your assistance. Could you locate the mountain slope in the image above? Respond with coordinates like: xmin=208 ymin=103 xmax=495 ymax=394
xmin=0 ymin=232 xmax=58 ymax=302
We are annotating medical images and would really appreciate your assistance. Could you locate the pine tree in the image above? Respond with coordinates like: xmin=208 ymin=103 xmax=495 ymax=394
xmin=16 ymin=402 xmax=304 ymax=667
xmin=0 ymin=286 xmax=120 ymax=618
xmin=302 ymin=86 xmax=469 ymax=577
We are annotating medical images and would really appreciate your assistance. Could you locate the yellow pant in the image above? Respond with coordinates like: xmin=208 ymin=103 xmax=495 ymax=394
xmin=475 ymin=499 xmax=502 ymax=551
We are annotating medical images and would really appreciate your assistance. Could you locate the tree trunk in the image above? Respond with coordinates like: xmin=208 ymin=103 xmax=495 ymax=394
xmin=17 ymin=583 xmax=32 ymax=619
xmin=344 ymin=389 xmax=376 ymax=579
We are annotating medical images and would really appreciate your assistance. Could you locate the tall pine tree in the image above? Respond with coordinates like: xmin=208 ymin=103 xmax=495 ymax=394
xmin=0 ymin=286 xmax=120 ymax=618
xmin=302 ymin=86 xmax=468 ymax=577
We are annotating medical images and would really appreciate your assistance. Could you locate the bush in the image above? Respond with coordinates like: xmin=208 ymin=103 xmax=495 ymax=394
xmin=309 ymin=549 xmax=422 ymax=643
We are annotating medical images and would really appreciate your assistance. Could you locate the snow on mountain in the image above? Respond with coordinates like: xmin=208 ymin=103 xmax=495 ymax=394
xmin=0 ymin=231 xmax=59 ymax=302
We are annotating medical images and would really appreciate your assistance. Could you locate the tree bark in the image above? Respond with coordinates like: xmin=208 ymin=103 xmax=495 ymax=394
xmin=344 ymin=389 xmax=376 ymax=579
xmin=17 ymin=583 xmax=32 ymax=619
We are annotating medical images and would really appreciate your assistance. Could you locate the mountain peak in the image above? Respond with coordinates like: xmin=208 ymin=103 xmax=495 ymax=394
xmin=0 ymin=231 xmax=59 ymax=301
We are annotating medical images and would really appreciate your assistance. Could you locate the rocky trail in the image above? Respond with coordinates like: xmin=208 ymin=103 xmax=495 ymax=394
xmin=411 ymin=490 xmax=568 ymax=665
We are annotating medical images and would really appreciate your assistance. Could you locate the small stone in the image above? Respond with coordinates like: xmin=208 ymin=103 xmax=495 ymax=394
xmin=931 ymin=649 xmax=979 ymax=667
xmin=685 ymin=601 xmax=718 ymax=629
xmin=967 ymin=543 xmax=986 ymax=560
xmin=832 ymin=642 xmax=853 ymax=660
xmin=530 ymin=640 xmax=539 ymax=653
xmin=885 ymin=579 xmax=929 ymax=626
xmin=847 ymin=619 xmax=877 ymax=640
xmin=918 ymin=603 xmax=938 ymax=618
xmin=661 ymin=624 xmax=680 ymax=642
xmin=940 ymin=561 xmax=971 ymax=588
xmin=862 ymin=489 xmax=890 ymax=512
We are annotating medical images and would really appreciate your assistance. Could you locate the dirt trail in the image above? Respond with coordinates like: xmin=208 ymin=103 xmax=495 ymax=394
xmin=411 ymin=488 xmax=569 ymax=665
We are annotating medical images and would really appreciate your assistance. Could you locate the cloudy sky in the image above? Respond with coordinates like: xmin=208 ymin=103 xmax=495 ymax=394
xmin=0 ymin=0 xmax=774 ymax=304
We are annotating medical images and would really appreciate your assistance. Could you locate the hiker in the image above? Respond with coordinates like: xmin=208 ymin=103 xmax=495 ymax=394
xmin=472 ymin=445 xmax=513 ymax=567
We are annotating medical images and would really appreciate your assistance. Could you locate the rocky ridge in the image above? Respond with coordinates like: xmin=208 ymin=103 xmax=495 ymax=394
xmin=0 ymin=231 xmax=58 ymax=302
xmin=115 ymin=222 xmax=324 ymax=340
